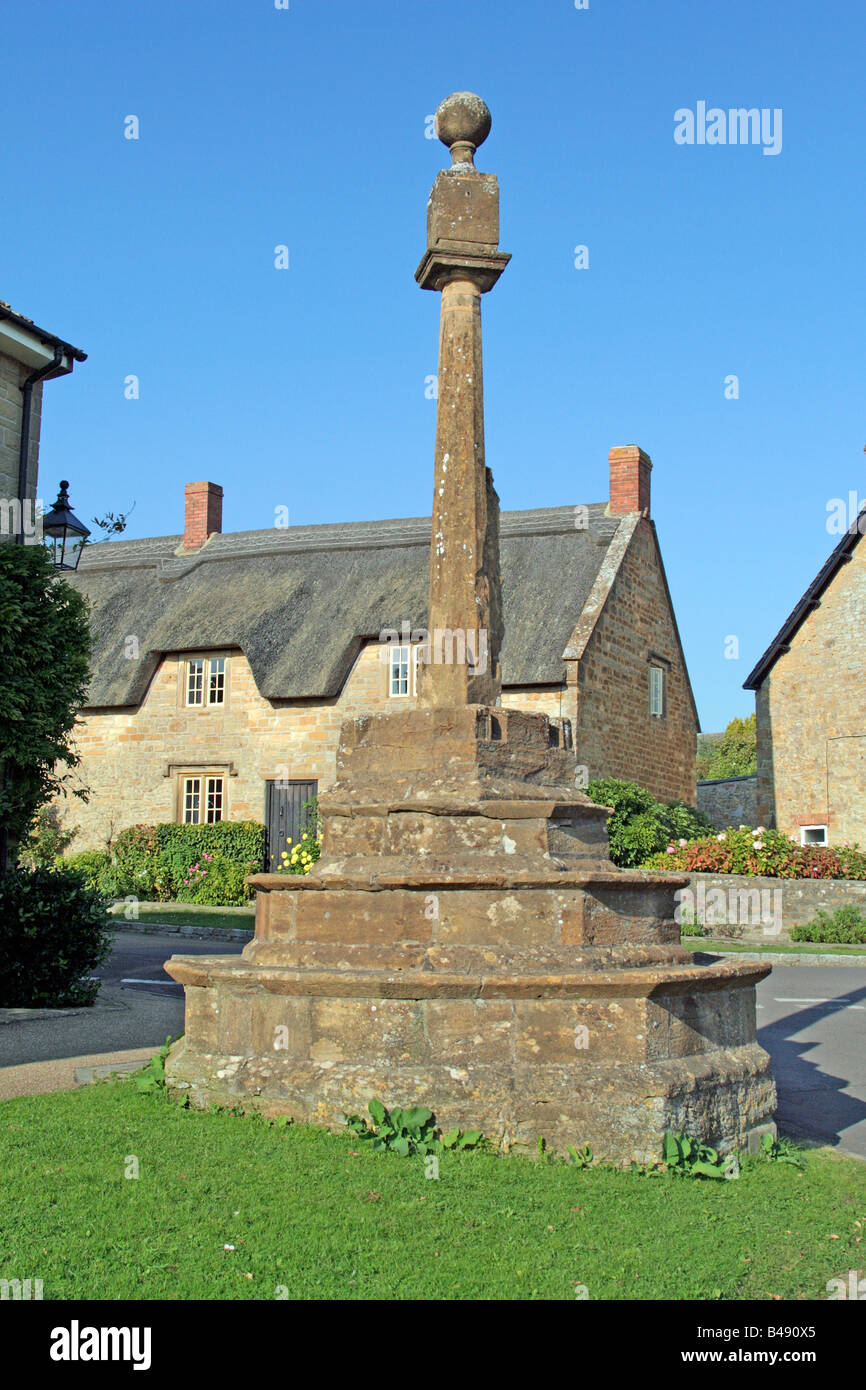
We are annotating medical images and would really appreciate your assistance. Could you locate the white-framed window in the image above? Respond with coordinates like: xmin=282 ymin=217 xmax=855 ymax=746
xmin=208 ymin=657 xmax=226 ymax=705
xmin=186 ymin=656 xmax=227 ymax=707
xmin=389 ymin=644 xmax=411 ymax=697
xmin=649 ymin=664 xmax=666 ymax=718
xmin=388 ymin=643 xmax=424 ymax=698
xmin=182 ymin=775 xmax=224 ymax=824
xmin=800 ymin=825 xmax=828 ymax=847
xmin=187 ymin=659 xmax=204 ymax=706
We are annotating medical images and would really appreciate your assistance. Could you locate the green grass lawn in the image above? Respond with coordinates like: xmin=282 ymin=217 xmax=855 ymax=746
xmin=1 ymin=1081 xmax=864 ymax=1300
xmin=108 ymin=902 xmax=255 ymax=932
xmin=684 ymin=937 xmax=866 ymax=957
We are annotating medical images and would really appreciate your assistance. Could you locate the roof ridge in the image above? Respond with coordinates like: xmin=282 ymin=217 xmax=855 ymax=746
xmin=77 ymin=503 xmax=613 ymax=574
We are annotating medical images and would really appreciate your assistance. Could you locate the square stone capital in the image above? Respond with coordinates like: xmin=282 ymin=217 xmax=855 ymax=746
xmin=415 ymin=248 xmax=511 ymax=293
xmin=427 ymin=169 xmax=501 ymax=253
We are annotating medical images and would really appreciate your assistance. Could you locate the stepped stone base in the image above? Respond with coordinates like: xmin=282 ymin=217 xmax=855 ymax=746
xmin=165 ymin=706 xmax=776 ymax=1162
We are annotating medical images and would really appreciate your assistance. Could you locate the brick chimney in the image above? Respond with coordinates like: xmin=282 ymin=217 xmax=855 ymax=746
xmin=608 ymin=446 xmax=651 ymax=517
xmin=183 ymin=481 xmax=223 ymax=550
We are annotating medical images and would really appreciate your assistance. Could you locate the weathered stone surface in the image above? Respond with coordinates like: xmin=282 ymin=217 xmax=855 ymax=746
xmin=164 ymin=92 xmax=774 ymax=1163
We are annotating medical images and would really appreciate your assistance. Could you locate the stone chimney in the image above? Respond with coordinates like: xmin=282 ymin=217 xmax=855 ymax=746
xmin=183 ymin=481 xmax=223 ymax=550
xmin=608 ymin=446 xmax=651 ymax=517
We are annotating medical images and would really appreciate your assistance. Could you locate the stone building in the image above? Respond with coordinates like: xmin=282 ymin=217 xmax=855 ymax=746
xmin=0 ymin=301 xmax=86 ymax=542
xmin=744 ymin=511 xmax=866 ymax=846
xmin=64 ymin=446 xmax=699 ymax=862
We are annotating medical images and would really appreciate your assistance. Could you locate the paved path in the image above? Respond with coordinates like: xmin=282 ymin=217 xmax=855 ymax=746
xmin=0 ymin=1048 xmax=156 ymax=1101
xmin=2 ymin=939 xmax=866 ymax=1159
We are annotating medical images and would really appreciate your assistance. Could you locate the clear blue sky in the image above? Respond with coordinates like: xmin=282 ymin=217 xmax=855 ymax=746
xmin=3 ymin=0 xmax=863 ymax=732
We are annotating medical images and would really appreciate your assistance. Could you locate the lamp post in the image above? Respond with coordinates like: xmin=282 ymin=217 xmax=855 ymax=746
xmin=41 ymin=480 xmax=91 ymax=572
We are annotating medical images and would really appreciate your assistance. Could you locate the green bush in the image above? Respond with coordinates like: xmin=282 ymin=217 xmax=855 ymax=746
xmin=0 ymin=866 xmax=113 ymax=1008
xmin=64 ymin=849 xmax=111 ymax=891
xmin=156 ymin=822 xmax=264 ymax=903
xmin=113 ymin=825 xmax=161 ymax=898
xmin=696 ymin=714 xmax=757 ymax=781
xmin=586 ymin=778 xmax=711 ymax=868
xmin=790 ymin=905 xmax=866 ymax=944
xmin=0 ymin=546 xmax=92 ymax=862
xmin=679 ymin=913 xmax=705 ymax=938
xmin=17 ymin=804 xmax=78 ymax=870
xmin=107 ymin=821 xmax=265 ymax=904
xmin=175 ymin=852 xmax=252 ymax=906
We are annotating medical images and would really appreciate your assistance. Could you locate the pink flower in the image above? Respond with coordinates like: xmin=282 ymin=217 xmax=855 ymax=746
xmin=678 ymin=838 xmax=687 ymax=847
xmin=753 ymin=840 xmax=763 ymax=850
xmin=666 ymin=846 xmax=676 ymax=855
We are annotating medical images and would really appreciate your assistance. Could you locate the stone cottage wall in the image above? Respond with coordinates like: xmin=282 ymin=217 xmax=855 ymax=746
xmin=61 ymin=643 xmax=569 ymax=850
xmin=755 ymin=535 xmax=866 ymax=846
xmin=0 ymin=351 xmax=43 ymax=530
xmin=575 ymin=520 xmax=697 ymax=805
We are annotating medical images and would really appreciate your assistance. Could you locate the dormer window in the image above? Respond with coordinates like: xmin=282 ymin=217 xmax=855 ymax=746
xmin=186 ymin=656 xmax=227 ymax=707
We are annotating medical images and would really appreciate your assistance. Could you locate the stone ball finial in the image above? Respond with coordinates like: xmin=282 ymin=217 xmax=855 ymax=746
xmin=435 ymin=92 xmax=491 ymax=166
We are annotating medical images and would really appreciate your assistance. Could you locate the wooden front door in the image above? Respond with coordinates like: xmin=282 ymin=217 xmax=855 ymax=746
xmin=265 ymin=779 xmax=318 ymax=871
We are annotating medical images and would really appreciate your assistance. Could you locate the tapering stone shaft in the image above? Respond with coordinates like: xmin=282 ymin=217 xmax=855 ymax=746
xmin=423 ymin=276 xmax=502 ymax=705
xmin=415 ymin=92 xmax=510 ymax=708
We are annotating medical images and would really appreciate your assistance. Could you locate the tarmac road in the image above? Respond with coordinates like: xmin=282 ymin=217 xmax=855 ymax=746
xmin=757 ymin=964 xmax=866 ymax=1161
xmin=2 ymin=936 xmax=865 ymax=1159
xmin=0 ymin=931 xmax=244 ymax=1069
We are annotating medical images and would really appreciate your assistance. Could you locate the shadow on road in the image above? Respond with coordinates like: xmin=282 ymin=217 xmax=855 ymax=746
xmin=759 ymin=980 xmax=866 ymax=1151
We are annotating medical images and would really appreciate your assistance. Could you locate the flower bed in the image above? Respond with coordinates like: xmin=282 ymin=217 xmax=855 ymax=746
xmin=645 ymin=825 xmax=866 ymax=880
xmin=275 ymin=828 xmax=323 ymax=875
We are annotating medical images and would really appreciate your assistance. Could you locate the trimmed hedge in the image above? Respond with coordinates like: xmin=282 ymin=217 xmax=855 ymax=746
xmin=110 ymin=822 xmax=265 ymax=905
xmin=0 ymin=866 xmax=113 ymax=1007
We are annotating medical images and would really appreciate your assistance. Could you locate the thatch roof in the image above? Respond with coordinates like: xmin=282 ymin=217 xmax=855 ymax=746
xmin=70 ymin=504 xmax=625 ymax=708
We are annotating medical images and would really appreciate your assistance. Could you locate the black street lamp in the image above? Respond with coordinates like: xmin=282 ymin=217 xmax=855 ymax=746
xmin=42 ymin=480 xmax=91 ymax=572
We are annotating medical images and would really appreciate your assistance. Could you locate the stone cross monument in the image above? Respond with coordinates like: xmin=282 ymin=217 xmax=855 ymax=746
xmin=165 ymin=95 xmax=776 ymax=1161
xmin=415 ymin=93 xmax=508 ymax=707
